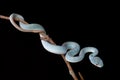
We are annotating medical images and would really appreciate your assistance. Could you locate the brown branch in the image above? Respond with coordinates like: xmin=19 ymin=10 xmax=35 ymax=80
xmin=0 ymin=15 xmax=9 ymax=20
xmin=0 ymin=14 xmax=84 ymax=80
xmin=78 ymin=72 xmax=84 ymax=80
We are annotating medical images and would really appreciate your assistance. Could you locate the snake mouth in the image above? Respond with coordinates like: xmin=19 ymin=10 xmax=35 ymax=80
xmin=95 ymin=62 xmax=103 ymax=68
xmin=95 ymin=63 xmax=99 ymax=67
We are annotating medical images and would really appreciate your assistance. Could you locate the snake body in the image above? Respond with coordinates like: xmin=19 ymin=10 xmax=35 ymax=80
xmin=9 ymin=13 xmax=104 ymax=68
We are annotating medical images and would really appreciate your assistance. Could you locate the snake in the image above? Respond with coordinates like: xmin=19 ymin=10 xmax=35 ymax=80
xmin=9 ymin=13 xmax=104 ymax=68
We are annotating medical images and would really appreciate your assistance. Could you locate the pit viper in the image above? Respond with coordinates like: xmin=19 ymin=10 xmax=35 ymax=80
xmin=9 ymin=13 xmax=104 ymax=68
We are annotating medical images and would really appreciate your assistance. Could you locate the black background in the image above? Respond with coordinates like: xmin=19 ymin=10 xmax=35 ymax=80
xmin=0 ymin=1 xmax=117 ymax=80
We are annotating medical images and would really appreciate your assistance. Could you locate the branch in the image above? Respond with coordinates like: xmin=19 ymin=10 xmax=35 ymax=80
xmin=0 ymin=14 xmax=84 ymax=80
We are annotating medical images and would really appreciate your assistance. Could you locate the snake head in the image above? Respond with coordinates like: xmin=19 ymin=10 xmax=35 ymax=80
xmin=89 ymin=56 xmax=104 ymax=68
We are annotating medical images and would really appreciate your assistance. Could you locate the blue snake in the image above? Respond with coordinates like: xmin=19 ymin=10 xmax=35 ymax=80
xmin=9 ymin=13 xmax=104 ymax=68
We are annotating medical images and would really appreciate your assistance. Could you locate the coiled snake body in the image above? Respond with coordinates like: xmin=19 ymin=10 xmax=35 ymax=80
xmin=9 ymin=13 xmax=104 ymax=68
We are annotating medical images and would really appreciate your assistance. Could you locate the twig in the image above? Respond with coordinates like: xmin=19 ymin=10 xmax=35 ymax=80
xmin=78 ymin=72 xmax=84 ymax=80
xmin=0 ymin=14 xmax=84 ymax=80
